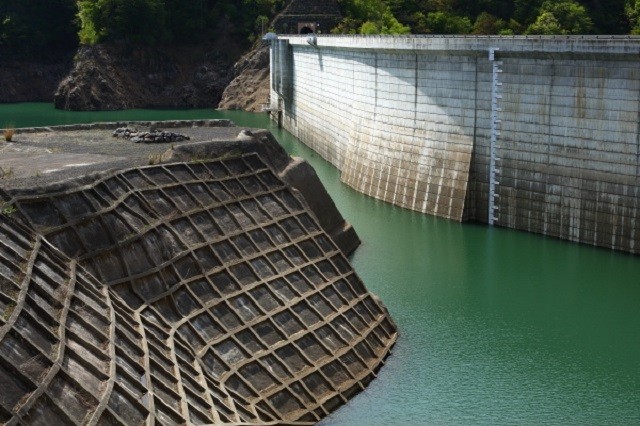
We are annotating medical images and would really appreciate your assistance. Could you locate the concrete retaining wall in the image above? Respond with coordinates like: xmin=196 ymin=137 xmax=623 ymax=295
xmin=269 ymin=35 xmax=640 ymax=253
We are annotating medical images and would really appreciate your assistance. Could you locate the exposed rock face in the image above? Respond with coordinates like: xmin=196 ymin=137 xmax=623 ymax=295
xmin=219 ymin=0 xmax=344 ymax=113
xmin=0 ymin=58 xmax=73 ymax=102
xmin=54 ymin=44 xmax=232 ymax=111
xmin=218 ymin=44 xmax=270 ymax=113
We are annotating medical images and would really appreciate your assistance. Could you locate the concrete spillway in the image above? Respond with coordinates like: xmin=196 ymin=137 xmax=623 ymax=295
xmin=269 ymin=35 xmax=640 ymax=254
xmin=0 ymin=125 xmax=397 ymax=424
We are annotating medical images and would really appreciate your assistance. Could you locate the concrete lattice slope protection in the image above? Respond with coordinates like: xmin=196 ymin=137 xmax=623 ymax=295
xmin=0 ymin=153 xmax=397 ymax=424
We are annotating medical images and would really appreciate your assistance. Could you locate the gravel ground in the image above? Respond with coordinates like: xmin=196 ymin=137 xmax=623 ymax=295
xmin=0 ymin=122 xmax=253 ymax=192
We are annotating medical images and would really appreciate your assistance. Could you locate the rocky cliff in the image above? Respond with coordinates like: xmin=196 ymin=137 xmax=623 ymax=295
xmin=219 ymin=0 xmax=343 ymax=113
xmin=217 ymin=44 xmax=270 ymax=113
xmin=54 ymin=44 xmax=232 ymax=111
xmin=1 ymin=0 xmax=345 ymax=111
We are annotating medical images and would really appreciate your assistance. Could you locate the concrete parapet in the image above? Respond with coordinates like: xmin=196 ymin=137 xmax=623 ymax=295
xmin=282 ymin=34 xmax=640 ymax=58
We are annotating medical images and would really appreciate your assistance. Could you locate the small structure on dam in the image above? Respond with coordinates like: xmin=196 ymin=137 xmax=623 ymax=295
xmin=268 ymin=35 xmax=640 ymax=254
xmin=273 ymin=0 xmax=342 ymax=35
xmin=0 ymin=122 xmax=397 ymax=424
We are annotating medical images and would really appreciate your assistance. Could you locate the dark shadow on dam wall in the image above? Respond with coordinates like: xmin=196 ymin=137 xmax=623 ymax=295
xmin=270 ymin=35 xmax=640 ymax=254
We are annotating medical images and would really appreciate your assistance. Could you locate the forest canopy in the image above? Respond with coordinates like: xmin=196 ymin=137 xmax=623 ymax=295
xmin=76 ymin=0 xmax=285 ymax=45
xmin=0 ymin=0 xmax=285 ymax=56
xmin=0 ymin=0 xmax=638 ymax=58
xmin=0 ymin=0 xmax=78 ymax=58
xmin=335 ymin=0 xmax=634 ymax=35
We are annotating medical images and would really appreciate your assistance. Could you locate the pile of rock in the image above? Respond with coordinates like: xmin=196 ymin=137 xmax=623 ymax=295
xmin=112 ymin=127 xmax=190 ymax=143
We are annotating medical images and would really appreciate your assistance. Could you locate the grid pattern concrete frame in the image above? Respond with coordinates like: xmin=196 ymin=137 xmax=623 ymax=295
xmin=0 ymin=154 xmax=396 ymax=424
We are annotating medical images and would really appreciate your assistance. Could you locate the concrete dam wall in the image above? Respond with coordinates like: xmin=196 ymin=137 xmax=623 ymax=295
xmin=269 ymin=35 xmax=640 ymax=253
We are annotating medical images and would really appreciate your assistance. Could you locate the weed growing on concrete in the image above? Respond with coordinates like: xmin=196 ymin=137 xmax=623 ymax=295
xmin=0 ymin=167 xmax=13 ymax=179
xmin=1 ymin=302 xmax=16 ymax=322
xmin=148 ymin=153 xmax=162 ymax=165
xmin=5 ymin=287 xmax=18 ymax=299
xmin=0 ymin=276 xmax=18 ymax=298
xmin=3 ymin=125 xmax=15 ymax=142
xmin=1 ymin=204 xmax=17 ymax=216
xmin=219 ymin=149 xmax=243 ymax=160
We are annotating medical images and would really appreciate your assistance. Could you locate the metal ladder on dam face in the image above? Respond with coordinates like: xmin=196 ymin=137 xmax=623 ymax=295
xmin=488 ymin=48 xmax=502 ymax=226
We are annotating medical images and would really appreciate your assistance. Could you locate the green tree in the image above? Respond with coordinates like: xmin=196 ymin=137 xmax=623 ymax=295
xmin=526 ymin=0 xmax=594 ymax=34
xmin=331 ymin=17 xmax=362 ymax=34
xmin=503 ymin=18 xmax=524 ymax=34
xmin=77 ymin=0 xmax=102 ymax=45
xmin=360 ymin=20 xmax=379 ymax=34
xmin=164 ymin=0 xmax=207 ymax=43
xmin=472 ymin=12 xmax=506 ymax=34
xmin=77 ymin=0 xmax=167 ymax=45
xmin=583 ymin=0 xmax=628 ymax=34
xmin=626 ymin=0 xmax=640 ymax=33
xmin=424 ymin=0 xmax=457 ymax=12
xmin=514 ymin=0 xmax=543 ymax=23
xmin=525 ymin=11 xmax=563 ymax=34
xmin=334 ymin=0 xmax=410 ymax=34
xmin=360 ymin=11 xmax=410 ymax=34
xmin=256 ymin=15 xmax=269 ymax=35
xmin=423 ymin=11 xmax=472 ymax=34
xmin=456 ymin=0 xmax=515 ymax=20
xmin=0 ymin=0 xmax=78 ymax=57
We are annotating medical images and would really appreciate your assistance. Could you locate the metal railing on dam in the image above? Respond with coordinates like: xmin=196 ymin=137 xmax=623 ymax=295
xmin=268 ymin=35 xmax=640 ymax=254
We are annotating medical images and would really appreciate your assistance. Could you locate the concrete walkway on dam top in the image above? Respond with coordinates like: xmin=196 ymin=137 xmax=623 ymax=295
xmin=0 ymin=120 xmax=395 ymax=424
xmin=278 ymin=34 xmax=640 ymax=55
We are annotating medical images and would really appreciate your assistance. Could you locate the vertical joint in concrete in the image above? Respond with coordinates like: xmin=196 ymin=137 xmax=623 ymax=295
xmin=488 ymin=48 xmax=503 ymax=226
xmin=274 ymin=39 xmax=293 ymax=101
xmin=636 ymin=80 xmax=640 ymax=178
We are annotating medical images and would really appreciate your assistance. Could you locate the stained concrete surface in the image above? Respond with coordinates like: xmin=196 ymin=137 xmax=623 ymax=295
xmin=0 ymin=122 xmax=396 ymax=424
xmin=271 ymin=35 xmax=640 ymax=254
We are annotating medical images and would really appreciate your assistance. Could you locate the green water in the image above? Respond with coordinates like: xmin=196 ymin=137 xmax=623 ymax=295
xmin=3 ymin=103 xmax=640 ymax=424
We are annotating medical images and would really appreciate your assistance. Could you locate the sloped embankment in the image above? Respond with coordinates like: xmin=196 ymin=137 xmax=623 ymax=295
xmin=0 ymin=151 xmax=397 ymax=423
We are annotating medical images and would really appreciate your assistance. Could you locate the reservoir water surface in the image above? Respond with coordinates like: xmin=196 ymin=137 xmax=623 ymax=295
xmin=3 ymin=103 xmax=640 ymax=424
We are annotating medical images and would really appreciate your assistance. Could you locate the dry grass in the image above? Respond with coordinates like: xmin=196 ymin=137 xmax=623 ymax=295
xmin=148 ymin=153 xmax=162 ymax=165
xmin=0 ymin=167 xmax=13 ymax=179
xmin=3 ymin=126 xmax=15 ymax=142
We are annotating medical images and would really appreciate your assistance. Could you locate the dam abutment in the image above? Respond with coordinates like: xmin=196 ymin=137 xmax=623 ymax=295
xmin=269 ymin=35 xmax=640 ymax=253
